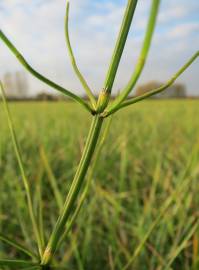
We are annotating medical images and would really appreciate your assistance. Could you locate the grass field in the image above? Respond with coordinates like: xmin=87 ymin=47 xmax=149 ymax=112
xmin=0 ymin=100 xmax=199 ymax=270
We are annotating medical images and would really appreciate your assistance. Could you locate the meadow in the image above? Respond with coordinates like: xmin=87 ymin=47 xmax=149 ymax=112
xmin=0 ymin=100 xmax=199 ymax=270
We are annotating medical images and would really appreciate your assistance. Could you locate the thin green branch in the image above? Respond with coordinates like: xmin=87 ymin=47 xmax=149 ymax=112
xmin=35 ymin=164 xmax=45 ymax=250
xmin=0 ymin=82 xmax=44 ymax=257
xmin=22 ymin=267 xmax=41 ymax=270
xmin=0 ymin=30 xmax=92 ymax=113
xmin=40 ymin=146 xmax=64 ymax=212
xmin=102 ymin=0 xmax=138 ymax=95
xmin=65 ymin=2 xmax=97 ymax=109
xmin=107 ymin=0 xmax=160 ymax=113
xmin=104 ymin=51 xmax=199 ymax=116
xmin=49 ymin=267 xmax=68 ymax=270
xmin=6 ymin=164 xmax=34 ymax=249
xmin=0 ymin=234 xmax=37 ymax=259
xmin=0 ymin=259 xmax=38 ymax=268
xmin=57 ymin=182 xmax=89 ymax=250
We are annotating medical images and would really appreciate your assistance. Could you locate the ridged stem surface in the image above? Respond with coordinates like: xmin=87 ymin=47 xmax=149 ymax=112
xmin=41 ymin=115 xmax=103 ymax=265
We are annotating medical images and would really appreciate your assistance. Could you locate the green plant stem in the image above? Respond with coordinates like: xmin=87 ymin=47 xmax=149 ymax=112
xmin=0 ymin=30 xmax=92 ymax=113
xmin=0 ymin=259 xmax=38 ymax=268
xmin=35 ymin=164 xmax=45 ymax=250
xmin=107 ymin=0 xmax=160 ymax=113
xmin=103 ymin=0 xmax=138 ymax=93
xmin=22 ymin=267 xmax=41 ymax=270
xmin=65 ymin=2 xmax=97 ymax=109
xmin=104 ymin=51 xmax=199 ymax=116
xmin=40 ymin=146 xmax=64 ymax=212
xmin=0 ymin=234 xmax=37 ymax=259
xmin=57 ymin=116 xmax=113 ymax=249
xmin=0 ymin=82 xmax=44 ymax=257
xmin=41 ymin=115 xmax=103 ymax=266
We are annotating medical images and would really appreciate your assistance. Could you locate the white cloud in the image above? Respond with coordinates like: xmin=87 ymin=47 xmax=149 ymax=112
xmin=167 ymin=23 xmax=199 ymax=39
xmin=159 ymin=6 xmax=192 ymax=23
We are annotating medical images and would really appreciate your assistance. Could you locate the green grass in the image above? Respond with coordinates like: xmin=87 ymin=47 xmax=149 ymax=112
xmin=1 ymin=0 xmax=198 ymax=267
xmin=0 ymin=100 xmax=199 ymax=270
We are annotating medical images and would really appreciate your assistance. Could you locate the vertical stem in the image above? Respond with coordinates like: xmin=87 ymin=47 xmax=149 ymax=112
xmin=97 ymin=0 xmax=138 ymax=113
xmin=103 ymin=0 xmax=138 ymax=93
xmin=41 ymin=115 xmax=103 ymax=265
xmin=106 ymin=0 xmax=161 ymax=113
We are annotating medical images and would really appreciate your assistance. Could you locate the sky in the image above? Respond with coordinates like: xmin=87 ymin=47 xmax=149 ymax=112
xmin=0 ymin=0 xmax=199 ymax=97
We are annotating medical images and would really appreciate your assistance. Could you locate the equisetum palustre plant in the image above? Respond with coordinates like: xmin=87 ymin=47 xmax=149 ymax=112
xmin=0 ymin=0 xmax=198 ymax=269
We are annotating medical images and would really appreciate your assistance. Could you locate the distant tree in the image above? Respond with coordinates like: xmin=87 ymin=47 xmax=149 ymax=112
xmin=2 ymin=71 xmax=29 ymax=98
xmin=3 ymin=72 xmax=15 ymax=97
xmin=136 ymin=81 xmax=161 ymax=96
xmin=173 ymin=83 xmax=186 ymax=98
xmin=15 ymin=71 xmax=29 ymax=97
xmin=136 ymin=81 xmax=186 ymax=98
xmin=36 ymin=92 xmax=58 ymax=101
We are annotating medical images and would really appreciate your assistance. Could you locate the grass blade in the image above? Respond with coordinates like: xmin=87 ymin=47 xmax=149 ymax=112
xmin=122 ymin=145 xmax=199 ymax=270
xmin=40 ymin=146 xmax=64 ymax=212
xmin=0 ymin=259 xmax=38 ymax=268
xmin=34 ymin=162 xmax=45 ymax=249
xmin=22 ymin=267 xmax=41 ymax=270
xmin=0 ymin=234 xmax=37 ymax=259
xmin=0 ymin=82 xmax=43 ymax=257
xmin=164 ymin=221 xmax=199 ymax=270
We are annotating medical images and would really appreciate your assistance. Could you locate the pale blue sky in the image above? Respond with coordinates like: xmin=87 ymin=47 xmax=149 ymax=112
xmin=0 ymin=0 xmax=199 ymax=96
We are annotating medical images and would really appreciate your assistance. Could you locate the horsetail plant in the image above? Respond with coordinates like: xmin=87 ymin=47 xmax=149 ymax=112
xmin=0 ymin=0 xmax=198 ymax=269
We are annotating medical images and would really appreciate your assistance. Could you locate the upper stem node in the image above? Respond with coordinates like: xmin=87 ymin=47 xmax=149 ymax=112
xmin=96 ymin=88 xmax=110 ymax=113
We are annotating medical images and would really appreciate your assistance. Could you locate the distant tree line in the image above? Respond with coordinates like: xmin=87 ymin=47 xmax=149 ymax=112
xmin=135 ymin=81 xmax=186 ymax=98
xmin=1 ymin=72 xmax=197 ymax=101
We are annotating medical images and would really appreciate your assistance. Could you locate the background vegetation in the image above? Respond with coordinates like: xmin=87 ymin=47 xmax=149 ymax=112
xmin=0 ymin=100 xmax=199 ymax=270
